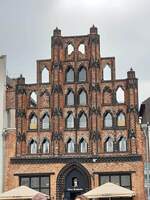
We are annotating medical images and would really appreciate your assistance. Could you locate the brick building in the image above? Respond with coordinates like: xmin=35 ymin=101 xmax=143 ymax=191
xmin=139 ymin=97 xmax=150 ymax=200
xmin=4 ymin=26 xmax=145 ymax=200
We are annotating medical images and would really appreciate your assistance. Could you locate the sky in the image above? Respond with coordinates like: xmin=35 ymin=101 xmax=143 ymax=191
xmin=0 ymin=0 xmax=150 ymax=103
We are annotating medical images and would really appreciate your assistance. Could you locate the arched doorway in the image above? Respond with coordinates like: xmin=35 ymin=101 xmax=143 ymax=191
xmin=56 ymin=163 xmax=91 ymax=200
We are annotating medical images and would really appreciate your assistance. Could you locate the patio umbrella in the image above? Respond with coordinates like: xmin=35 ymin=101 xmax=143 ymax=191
xmin=0 ymin=186 xmax=48 ymax=200
xmin=83 ymin=182 xmax=135 ymax=199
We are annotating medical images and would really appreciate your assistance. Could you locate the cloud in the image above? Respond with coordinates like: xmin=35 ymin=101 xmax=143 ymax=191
xmin=0 ymin=0 xmax=149 ymax=102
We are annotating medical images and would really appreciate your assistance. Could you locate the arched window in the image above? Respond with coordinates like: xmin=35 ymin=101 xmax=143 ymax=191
xmin=67 ymin=138 xmax=75 ymax=153
xmin=117 ymin=112 xmax=126 ymax=127
xmin=116 ymin=87 xmax=125 ymax=103
xmin=105 ymin=137 xmax=114 ymax=152
xmin=79 ymin=138 xmax=88 ymax=153
xmin=30 ymin=140 xmax=37 ymax=154
xmin=78 ymin=67 xmax=86 ymax=82
xmin=103 ymin=64 xmax=111 ymax=80
xmin=66 ymin=90 xmax=74 ymax=106
xmin=104 ymin=113 xmax=113 ymax=128
xmin=67 ymin=44 xmax=74 ymax=55
xmin=78 ymin=44 xmax=85 ymax=54
xmin=79 ymin=90 xmax=87 ymax=105
xmin=29 ymin=114 xmax=38 ymax=130
xmin=66 ymin=67 xmax=74 ymax=83
xmin=118 ymin=137 xmax=127 ymax=152
xmin=41 ymin=67 xmax=49 ymax=83
xmin=30 ymin=92 xmax=37 ymax=107
xmin=66 ymin=113 xmax=74 ymax=129
xmin=41 ymin=114 xmax=50 ymax=130
xmin=42 ymin=139 xmax=50 ymax=154
xmin=79 ymin=112 xmax=87 ymax=128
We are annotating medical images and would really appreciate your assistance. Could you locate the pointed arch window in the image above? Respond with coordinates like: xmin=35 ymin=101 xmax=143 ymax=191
xmin=30 ymin=92 xmax=37 ymax=107
xmin=29 ymin=114 xmax=38 ymax=130
xmin=66 ymin=113 xmax=74 ymax=129
xmin=67 ymin=44 xmax=74 ymax=55
xmin=66 ymin=90 xmax=74 ymax=106
xmin=78 ymin=44 xmax=85 ymax=54
xmin=105 ymin=137 xmax=114 ymax=152
xmin=66 ymin=67 xmax=74 ymax=83
xmin=42 ymin=114 xmax=50 ymax=130
xmin=78 ymin=67 xmax=86 ymax=82
xmin=103 ymin=64 xmax=111 ymax=80
xmin=116 ymin=87 xmax=125 ymax=103
xmin=118 ymin=137 xmax=127 ymax=152
xmin=104 ymin=113 xmax=113 ymax=128
xmin=79 ymin=138 xmax=88 ymax=153
xmin=79 ymin=90 xmax=87 ymax=105
xmin=42 ymin=139 xmax=50 ymax=154
xmin=79 ymin=112 xmax=87 ymax=128
xmin=67 ymin=138 xmax=75 ymax=153
xmin=41 ymin=67 xmax=49 ymax=83
xmin=30 ymin=140 xmax=37 ymax=154
xmin=117 ymin=112 xmax=126 ymax=127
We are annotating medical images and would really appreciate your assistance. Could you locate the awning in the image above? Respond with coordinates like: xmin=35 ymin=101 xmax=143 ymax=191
xmin=83 ymin=182 xmax=135 ymax=199
xmin=0 ymin=186 xmax=48 ymax=200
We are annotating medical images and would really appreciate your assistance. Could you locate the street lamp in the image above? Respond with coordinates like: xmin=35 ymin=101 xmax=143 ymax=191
xmin=141 ymin=122 xmax=150 ymax=200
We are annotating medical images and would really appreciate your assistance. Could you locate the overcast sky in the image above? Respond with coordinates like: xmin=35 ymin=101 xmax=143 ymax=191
xmin=0 ymin=0 xmax=150 ymax=103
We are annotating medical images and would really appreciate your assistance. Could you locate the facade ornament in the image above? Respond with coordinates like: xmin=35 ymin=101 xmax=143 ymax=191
xmin=51 ymin=84 xmax=63 ymax=94
xmin=16 ymin=85 xmax=26 ymax=95
xmin=127 ymin=105 xmax=138 ymax=113
xmin=52 ymin=132 xmax=63 ymax=141
xmin=16 ymin=109 xmax=26 ymax=118
xmin=89 ymin=35 xmax=99 ymax=44
xmin=89 ymin=83 xmax=100 ymax=92
xmin=90 ymin=130 xmax=101 ymax=141
xmin=128 ymin=129 xmax=136 ymax=139
xmin=16 ymin=132 xmax=26 ymax=142
xmin=89 ymin=106 xmax=101 ymax=116
xmin=89 ymin=58 xmax=100 ymax=68
xmin=52 ymin=61 xmax=62 ymax=70
xmin=103 ymin=86 xmax=112 ymax=93
xmin=52 ymin=107 xmax=63 ymax=117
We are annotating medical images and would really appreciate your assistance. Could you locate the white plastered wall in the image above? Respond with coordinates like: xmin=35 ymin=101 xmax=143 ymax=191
xmin=0 ymin=55 xmax=6 ymax=192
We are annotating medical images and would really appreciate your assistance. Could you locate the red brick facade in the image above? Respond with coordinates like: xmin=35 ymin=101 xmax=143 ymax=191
xmin=4 ymin=26 xmax=146 ymax=200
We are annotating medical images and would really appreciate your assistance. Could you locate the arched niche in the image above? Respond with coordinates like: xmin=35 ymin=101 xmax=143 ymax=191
xmin=103 ymin=64 xmax=111 ymax=81
xmin=41 ymin=67 xmax=49 ymax=83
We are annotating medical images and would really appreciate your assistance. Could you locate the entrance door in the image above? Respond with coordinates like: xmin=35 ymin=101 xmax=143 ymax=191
xmin=64 ymin=167 xmax=90 ymax=200
xmin=56 ymin=163 xmax=91 ymax=200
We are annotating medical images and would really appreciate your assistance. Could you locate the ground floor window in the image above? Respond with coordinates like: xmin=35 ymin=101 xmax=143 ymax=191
xmin=20 ymin=175 xmax=50 ymax=195
xmin=99 ymin=174 xmax=131 ymax=189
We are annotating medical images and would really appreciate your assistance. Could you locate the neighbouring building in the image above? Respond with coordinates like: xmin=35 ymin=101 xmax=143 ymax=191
xmin=139 ymin=97 xmax=150 ymax=200
xmin=4 ymin=26 xmax=146 ymax=200
xmin=0 ymin=55 xmax=7 ymax=193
